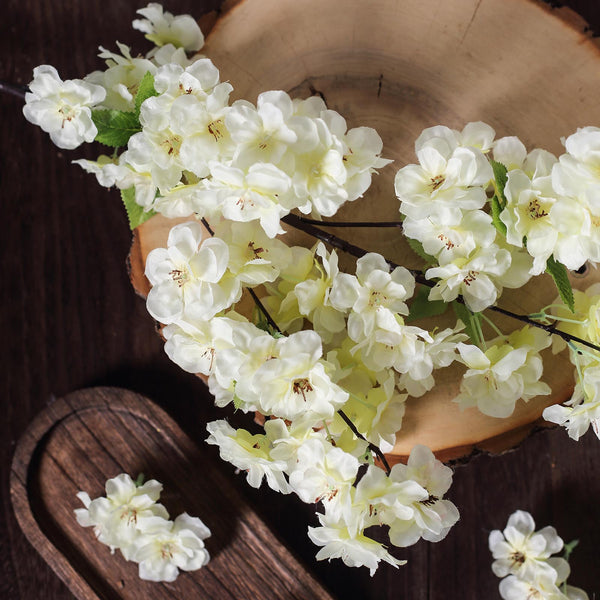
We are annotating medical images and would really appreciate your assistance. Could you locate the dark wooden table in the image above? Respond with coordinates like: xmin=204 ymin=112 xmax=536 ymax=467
xmin=2 ymin=1 xmax=600 ymax=598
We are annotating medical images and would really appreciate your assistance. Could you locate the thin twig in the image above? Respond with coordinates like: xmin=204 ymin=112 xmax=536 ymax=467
xmin=201 ymin=217 xmax=281 ymax=333
xmin=247 ymin=288 xmax=282 ymax=334
xmin=338 ymin=409 xmax=392 ymax=475
xmin=282 ymin=214 xmax=428 ymax=286
xmin=0 ymin=81 xmax=28 ymax=99
xmin=283 ymin=212 xmax=600 ymax=355
xmin=295 ymin=216 xmax=403 ymax=228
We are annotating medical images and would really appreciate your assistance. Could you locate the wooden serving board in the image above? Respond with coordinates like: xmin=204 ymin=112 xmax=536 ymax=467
xmin=130 ymin=0 xmax=600 ymax=463
xmin=10 ymin=387 xmax=334 ymax=600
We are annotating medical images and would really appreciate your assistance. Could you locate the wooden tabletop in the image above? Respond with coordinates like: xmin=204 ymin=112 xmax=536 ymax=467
xmin=2 ymin=1 xmax=600 ymax=598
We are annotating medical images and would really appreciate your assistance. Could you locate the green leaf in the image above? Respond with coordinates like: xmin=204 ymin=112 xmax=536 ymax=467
xmin=135 ymin=71 xmax=159 ymax=116
xmin=120 ymin=187 xmax=156 ymax=230
xmin=546 ymin=255 xmax=575 ymax=313
xmin=490 ymin=194 xmax=508 ymax=236
xmin=452 ymin=301 xmax=481 ymax=346
xmin=405 ymin=236 xmax=436 ymax=265
xmin=490 ymin=159 xmax=508 ymax=207
xmin=407 ymin=285 xmax=449 ymax=322
xmin=233 ymin=394 xmax=244 ymax=411
xmin=92 ymin=109 xmax=141 ymax=147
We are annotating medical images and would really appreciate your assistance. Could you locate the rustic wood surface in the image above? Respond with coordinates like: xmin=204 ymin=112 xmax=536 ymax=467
xmin=2 ymin=1 xmax=600 ymax=599
xmin=10 ymin=387 xmax=333 ymax=600
xmin=131 ymin=0 xmax=600 ymax=463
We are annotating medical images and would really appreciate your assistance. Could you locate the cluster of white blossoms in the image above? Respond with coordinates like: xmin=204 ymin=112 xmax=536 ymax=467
xmin=489 ymin=510 xmax=588 ymax=600
xmin=26 ymin=3 xmax=392 ymax=236
xmin=395 ymin=123 xmax=533 ymax=313
xmin=22 ymin=0 xmax=600 ymax=578
xmin=151 ymin=223 xmax=462 ymax=573
xmin=395 ymin=123 xmax=600 ymax=312
xmin=75 ymin=473 xmax=211 ymax=582
xmin=543 ymin=284 xmax=600 ymax=441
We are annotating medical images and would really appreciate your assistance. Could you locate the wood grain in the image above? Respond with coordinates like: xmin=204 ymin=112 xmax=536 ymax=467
xmin=10 ymin=387 xmax=333 ymax=600
xmin=130 ymin=0 xmax=600 ymax=463
xmin=3 ymin=1 xmax=600 ymax=599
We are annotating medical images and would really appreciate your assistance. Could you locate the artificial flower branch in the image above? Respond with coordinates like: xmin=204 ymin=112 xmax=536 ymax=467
xmin=20 ymin=2 xmax=600 ymax=577
xmin=337 ymin=409 xmax=392 ymax=475
xmin=282 ymin=213 xmax=600 ymax=355
xmin=295 ymin=216 xmax=403 ymax=228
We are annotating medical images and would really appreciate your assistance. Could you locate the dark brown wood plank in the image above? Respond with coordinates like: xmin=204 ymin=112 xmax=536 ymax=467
xmin=2 ymin=2 xmax=600 ymax=600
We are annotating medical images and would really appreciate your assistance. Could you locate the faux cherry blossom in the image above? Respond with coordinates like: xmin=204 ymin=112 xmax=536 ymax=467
xmin=23 ymin=65 xmax=106 ymax=149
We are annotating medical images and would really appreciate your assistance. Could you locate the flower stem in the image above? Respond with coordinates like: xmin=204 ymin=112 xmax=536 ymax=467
xmin=283 ymin=213 xmax=600 ymax=354
xmin=201 ymin=217 xmax=282 ymax=334
xmin=337 ymin=409 xmax=392 ymax=475
xmin=294 ymin=216 xmax=403 ymax=228
xmin=0 ymin=80 xmax=28 ymax=99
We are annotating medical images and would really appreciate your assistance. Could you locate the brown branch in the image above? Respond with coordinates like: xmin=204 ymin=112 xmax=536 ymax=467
xmin=338 ymin=409 xmax=392 ymax=475
xmin=283 ymin=213 xmax=600 ymax=355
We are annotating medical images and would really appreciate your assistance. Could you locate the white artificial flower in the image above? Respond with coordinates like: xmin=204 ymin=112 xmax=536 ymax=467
xmin=397 ymin=323 xmax=467 ymax=397
xmin=290 ymin=117 xmax=349 ymax=217
xmin=550 ymin=127 xmax=600 ymax=268
xmin=387 ymin=445 xmax=459 ymax=547
xmin=501 ymin=170 xmax=559 ymax=275
xmin=543 ymin=358 xmax=600 ymax=441
xmin=226 ymin=91 xmax=298 ymax=168
xmin=308 ymin=510 xmax=406 ymax=576
xmin=85 ymin=43 xmax=157 ymax=112
xmin=498 ymin=574 xmax=570 ymax=600
xmin=288 ymin=437 xmax=359 ymax=521
xmin=266 ymin=417 xmax=328 ymax=472
xmin=395 ymin=124 xmax=493 ymax=221
xmin=403 ymin=208 xmax=496 ymax=265
xmin=133 ymin=3 xmax=204 ymax=52
xmin=341 ymin=126 xmax=393 ymax=200
xmin=162 ymin=314 xmax=241 ymax=376
xmin=330 ymin=252 xmax=415 ymax=339
xmin=208 ymin=320 xmax=278 ymax=411
xmin=133 ymin=513 xmax=211 ymax=582
xmin=205 ymin=420 xmax=291 ymax=493
xmin=197 ymin=165 xmax=294 ymax=239
xmin=455 ymin=326 xmax=551 ymax=418
xmin=352 ymin=464 xmax=428 ymax=532
xmin=72 ymin=155 xmax=130 ymax=188
xmin=212 ymin=220 xmax=292 ymax=285
xmin=236 ymin=330 xmax=348 ymax=421
xmin=426 ymin=243 xmax=532 ymax=313
xmin=331 ymin=365 xmax=407 ymax=453
xmin=74 ymin=473 xmax=169 ymax=559
xmin=149 ymin=58 xmax=231 ymax=112
xmin=489 ymin=510 xmax=567 ymax=582
xmin=145 ymin=221 xmax=241 ymax=325
xmin=23 ymin=65 xmax=106 ymax=149
xmin=293 ymin=243 xmax=346 ymax=341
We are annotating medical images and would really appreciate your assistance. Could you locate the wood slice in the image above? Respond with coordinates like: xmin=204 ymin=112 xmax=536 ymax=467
xmin=130 ymin=0 xmax=600 ymax=462
xmin=10 ymin=387 xmax=334 ymax=600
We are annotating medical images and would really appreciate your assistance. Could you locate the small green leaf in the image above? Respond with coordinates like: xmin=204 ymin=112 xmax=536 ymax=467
xmin=233 ymin=394 xmax=244 ymax=411
xmin=120 ymin=187 xmax=156 ymax=230
xmin=452 ymin=301 xmax=481 ymax=346
xmin=490 ymin=159 xmax=508 ymax=207
xmin=407 ymin=285 xmax=449 ymax=322
xmin=92 ymin=109 xmax=141 ymax=147
xmin=135 ymin=71 xmax=159 ymax=116
xmin=490 ymin=194 xmax=508 ymax=236
xmin=546 ymin=255 xmax=575 ymax=313
xmin=405 ymin=236 xmax=436 ymax=265
xmin=563 ymin=539 xmax=579 ymax=562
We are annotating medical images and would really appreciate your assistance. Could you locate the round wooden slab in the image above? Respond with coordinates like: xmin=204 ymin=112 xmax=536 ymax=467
xmin=130 ymin=0 xmax=600 ymax=462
